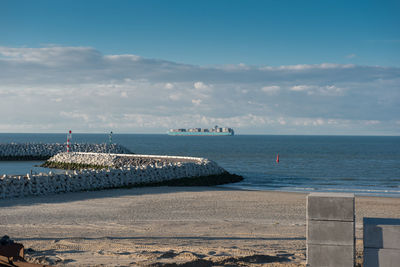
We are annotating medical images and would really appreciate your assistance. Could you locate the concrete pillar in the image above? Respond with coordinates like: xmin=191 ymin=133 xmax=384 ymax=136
xmin=363 ymin=217 xmax=400 ymax=267
xmin=307 ymin=193 xmax=355 ymax=267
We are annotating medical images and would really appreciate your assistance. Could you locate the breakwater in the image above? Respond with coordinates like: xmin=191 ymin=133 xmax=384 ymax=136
xmin=46 ymin=152 xmax=213 ymax=168
xmin=0 ymin=152 xmax=241 ymax=199
xmin=0 ymin=143 xmax=132 ymax=160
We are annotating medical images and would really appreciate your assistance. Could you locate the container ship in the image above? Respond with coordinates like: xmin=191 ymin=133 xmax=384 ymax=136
xmin=168 ymin=125 xmax=234 ymax=136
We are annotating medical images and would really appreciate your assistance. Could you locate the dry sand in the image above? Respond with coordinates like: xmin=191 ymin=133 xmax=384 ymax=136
xmin=1 ymin=187 xmax=399 ymax=266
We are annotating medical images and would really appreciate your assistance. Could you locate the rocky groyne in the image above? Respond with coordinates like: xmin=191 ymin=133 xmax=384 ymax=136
xmin=45 ymin=152 xmax=211 ymax=168
xmin=0 ymin=143 xmax=132 ymax=160
xmin=0 ymin=152 xmax=242 ymax=199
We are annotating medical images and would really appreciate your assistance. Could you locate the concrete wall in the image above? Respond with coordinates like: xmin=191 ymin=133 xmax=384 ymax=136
xmin=364 ymin=217 xmax=400 ymax=267
xmin=307 ymin=193 xmax=355 ymax=267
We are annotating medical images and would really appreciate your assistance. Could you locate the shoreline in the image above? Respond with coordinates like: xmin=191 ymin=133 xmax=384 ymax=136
xmin=1 ymin=159 xmax=398 ymax=198
xmin=1 ymin=187 xmax=399 ymax=266
xmin=220 ymin=185 xmax=400 ymax=199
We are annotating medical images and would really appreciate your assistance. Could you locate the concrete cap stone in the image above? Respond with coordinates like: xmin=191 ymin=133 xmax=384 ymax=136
xmin=364 ymin=217 xmax=400 ymax=249
xmin=307 ymin=192 xmax=354 ymax=221
xmin=308 ymin=192 xmax=355 ymax=198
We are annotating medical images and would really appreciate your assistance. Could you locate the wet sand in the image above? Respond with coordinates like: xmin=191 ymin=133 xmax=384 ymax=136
xmin=1 ymin=187 xmax=399 ymax=266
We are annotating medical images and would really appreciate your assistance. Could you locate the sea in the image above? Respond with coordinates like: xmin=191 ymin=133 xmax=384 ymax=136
xmin=0 ymin=133 xmax=399 ymax=197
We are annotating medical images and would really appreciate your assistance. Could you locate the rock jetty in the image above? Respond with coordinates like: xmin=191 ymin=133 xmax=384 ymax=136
xmin=46 ymin=152 xmax=212 ymax=168
xmin=0 ymin=143 xmax=132 ymax=160
xmin=0 ymin=152 xmax=242 ymax=199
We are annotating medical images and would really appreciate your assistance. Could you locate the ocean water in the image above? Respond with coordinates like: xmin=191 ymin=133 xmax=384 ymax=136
xmin=0 ymin=133 xmax=399 ymax=197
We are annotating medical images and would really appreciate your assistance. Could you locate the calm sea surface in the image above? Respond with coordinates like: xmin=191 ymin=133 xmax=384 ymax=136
xmin=0 ymin=133 xmax=399 ymax=197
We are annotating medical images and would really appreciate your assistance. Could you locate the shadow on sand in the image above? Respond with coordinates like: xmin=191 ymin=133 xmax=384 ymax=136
xmin=0 ymin=185 xmax=256 ymax=208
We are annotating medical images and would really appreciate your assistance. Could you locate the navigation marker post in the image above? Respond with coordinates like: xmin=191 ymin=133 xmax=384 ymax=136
xmin=109 ymin=131 xmax=113 ymax=144
xmin=67 ymin=130 xmax=72 ymax=152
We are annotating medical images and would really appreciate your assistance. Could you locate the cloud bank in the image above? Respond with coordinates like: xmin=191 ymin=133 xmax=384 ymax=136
xmin=0 ymin=46 xmax=399 ymax=135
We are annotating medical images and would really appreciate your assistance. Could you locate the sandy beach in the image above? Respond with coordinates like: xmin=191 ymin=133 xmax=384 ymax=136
xmin=1 ymin=187 xmax=399 ymax=266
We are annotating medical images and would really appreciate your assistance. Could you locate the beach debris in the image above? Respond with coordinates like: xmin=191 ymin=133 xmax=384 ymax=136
xmin=0 ymin=236 xmax=14 ymax=246
xmin=0 ymin=235 xmax=47 ymax=266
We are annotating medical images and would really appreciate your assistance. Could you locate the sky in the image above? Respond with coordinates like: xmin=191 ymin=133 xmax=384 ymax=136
xmin=0 ymin=0 xmax=399 ymax=135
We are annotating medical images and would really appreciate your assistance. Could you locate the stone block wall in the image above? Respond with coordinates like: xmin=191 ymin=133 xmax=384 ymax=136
xmin=307 ymin=193 xmax=355 ymax=267
xmin=363 ymin=217 xmax=400 ymax=267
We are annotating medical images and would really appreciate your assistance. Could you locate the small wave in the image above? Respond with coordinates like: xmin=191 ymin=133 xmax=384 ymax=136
xmin=338 ymin=177 xmax=356 ymax=181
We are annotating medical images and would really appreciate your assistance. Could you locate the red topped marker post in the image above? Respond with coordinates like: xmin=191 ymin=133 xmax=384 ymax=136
xmin=67 ymin=130 xmax=72 ymax=152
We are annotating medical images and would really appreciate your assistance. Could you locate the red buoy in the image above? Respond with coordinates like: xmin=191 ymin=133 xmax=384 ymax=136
xmin=276 ymin=153 xmax=279 ymax=163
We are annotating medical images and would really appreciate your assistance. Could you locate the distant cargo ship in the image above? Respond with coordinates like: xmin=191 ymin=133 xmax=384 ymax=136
xmin=168 ymin=125 xmax=234 ymax=136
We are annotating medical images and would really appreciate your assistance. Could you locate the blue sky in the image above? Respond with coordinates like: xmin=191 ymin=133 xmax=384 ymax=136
xmin=2 ymin=0 xmax=399 ymax=66
xmin=0 ymin=0 xmax=399 ymax=135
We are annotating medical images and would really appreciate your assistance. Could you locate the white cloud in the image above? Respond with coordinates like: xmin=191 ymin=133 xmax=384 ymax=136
xmin=364 ymin=120 xmax=381 ymax=125
xmin=0 ymin=46 xmax=103 ymax=67
xmin=0 ymin=45 xmax=399 ymax=134
xmin=192 ymin=99 xmax=202 ymax=105
xmin=219 ymin=63 xmax=251 ymax=71
xmin=261 ymin=63 xmax=355 ymax=71
xmin=278 ymin=118 xmax=287 ymax=125
xmin=261 ymin=85 xmax=280 ymax=94
xmin=291 ymin=85 xmax=313 ymax=91
xmin=168 ymin=93 xmax=182 ymax=101
xmin=316 ymin=85 xmax=345 ymax=96
xmin=104 ymin=54 xmax=141 ymax=61
xmin=194 ymin=81 xmax=208 ymax=90
xmin=290 ymin=85 xmax=345 ymax=96
xmin=313 ymin=119 xmax=325 ymax=126
xmin=60 ymin=111 xmax=90 ymax=122
xmin=165 ymin=83 xmax=174 ymax=89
